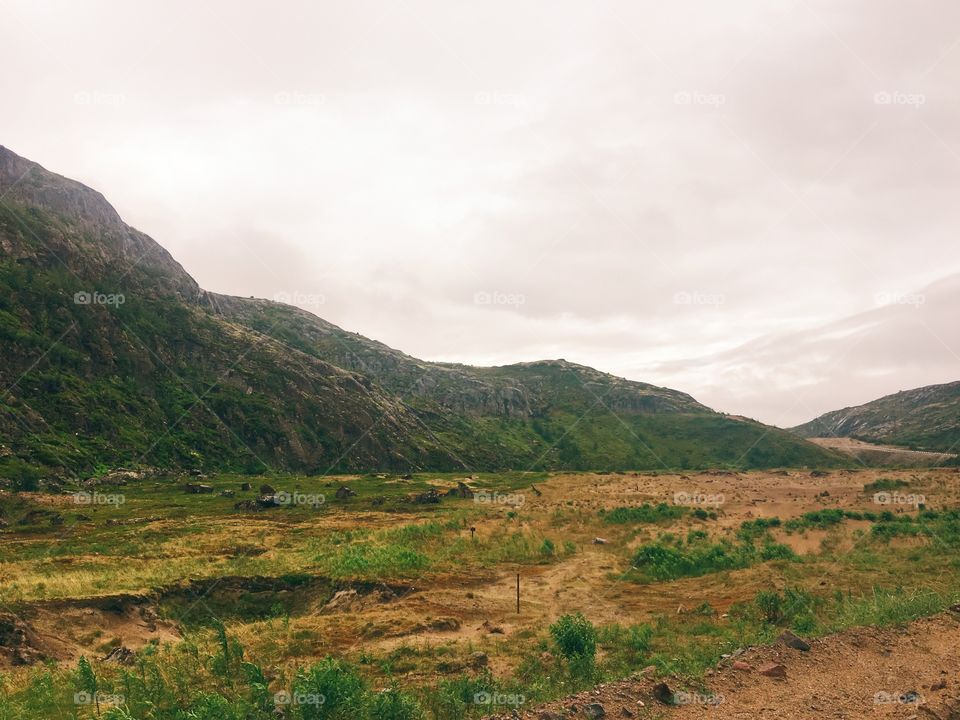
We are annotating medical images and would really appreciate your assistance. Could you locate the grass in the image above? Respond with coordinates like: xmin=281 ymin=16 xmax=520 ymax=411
xmin=630 ymin=529 xmax=797 ymax=582
xmin=599 ymin=502 xmax=688 ymax=524
xmin=2 ymin=469 xmax=960 ymax=719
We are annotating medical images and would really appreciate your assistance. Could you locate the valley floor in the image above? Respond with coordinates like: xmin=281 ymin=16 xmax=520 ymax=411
xmin=1 ymin=467 xmax=959 ymax=718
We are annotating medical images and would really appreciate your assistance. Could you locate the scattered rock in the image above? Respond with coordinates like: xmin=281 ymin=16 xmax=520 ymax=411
xmin=778 ymin=630 xmax=811 ymax=651
xmin=240 ymin=482 xmax=252 ymax=491
xmin=469 ymin=651 xmax=488 ymax=668
xmin=584 ymin=702 xmax=605 ymax=718
xmin=0 ymin=613 xmax=45 ymax=665
xmin=732 ymin=660 xmax=753 ymax=671
xmin=481 ymin=620 xmax=504 ymax=634
xmin=259 ymin=484 xmax=276 ymax=495
xmin=412 ymin=489 xmax=442 ymax=504
xmin=335 ymin=486 xmax=357 ymax=499
xmin=102 ymin=646 xmax=136 ymax=664
xmin=759 ymin=662 xmax=787 ymax=678
xmin=652 ymin=682 xmax=674 ymax=704
xmin=219 ymin=490 xmax=235 ymax=498
xmin=447 ymin=481 xmax=475 ymax=498
xmin=183 ymin=483 xmax=214 ymax=494
xmin=593 ymin=537 xmax=609 ymax=545
xmin=106 ymin=516 xmax=161 ymax=526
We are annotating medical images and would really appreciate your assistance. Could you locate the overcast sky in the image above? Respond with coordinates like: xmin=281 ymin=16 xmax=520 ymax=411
xmin=3 ymin=0 xmax=959 ymax=426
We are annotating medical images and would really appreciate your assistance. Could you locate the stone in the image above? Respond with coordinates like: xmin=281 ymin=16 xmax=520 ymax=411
xmin=778 ymin=630 xmax=811 ymax=651
xmin=652 ymin=682 xmax=674 ymax=704
xmin=584 ymin=703 xmax=605 ymax=718
xmin=759 ymin=662 xmax=787 ymax=678
xmin=469 ymin=651 xmax=488 ymax=668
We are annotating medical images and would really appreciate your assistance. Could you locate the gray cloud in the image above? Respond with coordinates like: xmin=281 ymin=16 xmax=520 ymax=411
xmin=2 ymin=0 xmax=958 ymax=424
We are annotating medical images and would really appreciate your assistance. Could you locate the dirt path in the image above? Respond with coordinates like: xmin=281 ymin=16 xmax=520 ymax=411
xmin=495 ymin=610 xmax=960 ymax=719
xmin=810 ymin=437 xmax=958 ymax=466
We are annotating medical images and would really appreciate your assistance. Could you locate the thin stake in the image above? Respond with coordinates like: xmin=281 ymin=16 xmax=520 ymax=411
xmin=516 ymin=573 xmax=520 ymax=613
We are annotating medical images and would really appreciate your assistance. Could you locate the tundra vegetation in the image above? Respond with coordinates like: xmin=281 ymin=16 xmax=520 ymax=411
xmin=1 ymin=468 xmax=960 ymax=718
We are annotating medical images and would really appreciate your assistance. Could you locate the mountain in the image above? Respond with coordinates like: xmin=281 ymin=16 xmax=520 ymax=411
xmin=0 ymin=145 xmax=844 ymax=478
xmin=792 ymin=381 xmax=960 ymax=454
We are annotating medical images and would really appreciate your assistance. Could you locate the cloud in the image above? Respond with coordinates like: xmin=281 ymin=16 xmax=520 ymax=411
xmin=2 ymin=0 xmax=959 ymax=424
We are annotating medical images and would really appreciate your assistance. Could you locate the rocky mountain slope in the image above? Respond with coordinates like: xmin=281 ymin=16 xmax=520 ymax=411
xmin=792 ymin=381 xmax=960 ymax=454
xmin=0 ymin=145 xmax=845 ymax=477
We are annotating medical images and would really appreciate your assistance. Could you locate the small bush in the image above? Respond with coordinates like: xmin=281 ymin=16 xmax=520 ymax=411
xmin=755 ymin=590 xmax=783 ymax=623
xmin=601 ymin=503 xmax=686 ymax=525
xmin=550 ymin=613 xmax=597 ymax=661
xmin=369 ymin=688 xmax=425 ymax=720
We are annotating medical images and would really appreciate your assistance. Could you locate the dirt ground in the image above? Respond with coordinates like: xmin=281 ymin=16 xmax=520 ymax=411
xmin=810 ymin=437 xmax=958 ymax=466
xmin=3 ymin=468 xmax=959 ymax=683
xmin=493 ymin=610 xmax=960 ymax=719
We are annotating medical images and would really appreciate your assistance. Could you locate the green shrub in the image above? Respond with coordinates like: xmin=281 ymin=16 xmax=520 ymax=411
xmin=369 ymin=688 xmax=425 ymax=720
xmin=292 ymin=658 xmax=367 ymax=719
xmin=601 ymin=503 xmax=686 ymax=525
xmin=550 ymin=613 xmax=597 ymax=661
xmin=755 ymin=590 xmax=783 ymax=623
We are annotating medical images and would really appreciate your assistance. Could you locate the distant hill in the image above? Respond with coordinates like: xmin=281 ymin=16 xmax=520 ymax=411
xmin=792 ymin=381 xmax=960 ymax=454
xmin=0 ymin=145 xmax=845 ymax=479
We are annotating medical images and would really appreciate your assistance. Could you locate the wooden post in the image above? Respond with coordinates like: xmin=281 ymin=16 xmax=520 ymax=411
xmin=516 ymin=573 xmax=520 ymax=613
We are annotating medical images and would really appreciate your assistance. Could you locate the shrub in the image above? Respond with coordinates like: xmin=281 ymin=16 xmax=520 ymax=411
xmin=755 ymin=590 xmax=783 ymax=624
xmin=601 ymin=503 xmax=686 ymax=525
xmin=549 ymin=613 xmax=597 ymax=661
xmin=292 ymin=658 xmax=367 ymax=719
xmin=369 ymin=688 xmax=425 ymax=720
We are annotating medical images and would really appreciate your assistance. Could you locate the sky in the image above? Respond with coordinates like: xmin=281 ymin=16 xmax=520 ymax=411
xmin=3 ymin=0 xmax=959 ymax=427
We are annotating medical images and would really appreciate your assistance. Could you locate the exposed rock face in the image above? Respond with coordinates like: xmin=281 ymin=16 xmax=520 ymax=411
xmin=792 ymin=380 xmax=960 ymax=452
